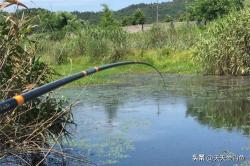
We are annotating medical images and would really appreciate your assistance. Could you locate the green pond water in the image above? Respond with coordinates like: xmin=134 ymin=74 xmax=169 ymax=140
xmin=60 ymin=74 xmax=250 ymax=166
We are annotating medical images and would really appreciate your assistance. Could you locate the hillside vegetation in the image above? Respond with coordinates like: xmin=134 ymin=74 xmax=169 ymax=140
xmin=65 ymin=0 xmax=192 ymax=25
xmin=14 ymin=0 xmax=191 ymax=26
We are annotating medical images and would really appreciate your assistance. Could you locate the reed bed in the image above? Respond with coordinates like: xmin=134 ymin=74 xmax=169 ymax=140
xmin=0 ymin=13 xmax=93 ymax=166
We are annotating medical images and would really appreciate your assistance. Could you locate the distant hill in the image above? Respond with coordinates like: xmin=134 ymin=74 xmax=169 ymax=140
xmin=72 ymin=0 xmax=192 ymax=25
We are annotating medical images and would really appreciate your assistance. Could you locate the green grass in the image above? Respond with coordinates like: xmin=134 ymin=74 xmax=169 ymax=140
xmin=38 ymin=24 xmax=200 ymax=86
xmin=139 ymin=49 xmax=198 ymax=74
xmin=53 ymin=49 xmax=199 ymax=87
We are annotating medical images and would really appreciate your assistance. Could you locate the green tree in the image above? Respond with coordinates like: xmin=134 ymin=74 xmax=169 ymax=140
xmin=188 ymin=0 xmax=244 ymax=24
xmin=165 ymin=15 xmax=173 ymax=22
xmin=133 ymin=8 xmax=146 ymax=31
xmin=122 ymin=16 xmax=133 ymax=26
xmin=47 ymin=12 xmax=80 ymax=31
xmin=100 ymin=4 xmax=118 ymax=27
xmin=17 ymin=9 xmax=82 ymax=33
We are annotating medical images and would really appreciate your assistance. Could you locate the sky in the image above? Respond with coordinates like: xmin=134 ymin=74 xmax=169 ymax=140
xmin=14 ymin=0 xmax=170 ymax=12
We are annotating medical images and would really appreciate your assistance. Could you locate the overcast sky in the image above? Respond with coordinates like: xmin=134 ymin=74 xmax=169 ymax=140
xmin=11 ymin=0 xmax=169 ymax=12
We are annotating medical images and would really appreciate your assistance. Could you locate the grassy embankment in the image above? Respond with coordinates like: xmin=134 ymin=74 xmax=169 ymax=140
xmin=53 ymin=50 xmax=197 ymax=86
xmin=38 ymin=23 xmax=200 ymax=86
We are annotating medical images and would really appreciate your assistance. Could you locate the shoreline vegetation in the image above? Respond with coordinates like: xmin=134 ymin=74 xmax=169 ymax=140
xmin=35 ymin=1 xmax=250 ymax=86
xmin=37 ymin=20 xmax=201 ymax=86
xmin=53 ymin=49 xmax=198 ymax=86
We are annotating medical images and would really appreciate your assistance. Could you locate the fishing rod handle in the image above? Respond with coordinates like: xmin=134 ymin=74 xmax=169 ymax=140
xmin=0 ymin=68 xmax=98 ymax=114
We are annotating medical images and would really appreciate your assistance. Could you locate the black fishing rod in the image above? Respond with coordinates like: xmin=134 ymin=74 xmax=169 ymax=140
xmin=0 ymin=61 xmax=165 ymax=115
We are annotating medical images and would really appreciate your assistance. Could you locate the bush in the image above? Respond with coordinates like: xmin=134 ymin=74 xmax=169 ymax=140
xmin=148 ymin=24 xmax=168 ymax=48
xmin=105 ymin=27 xmax=130 ymax=61
xmin=166 ymin=23 xmax=199 ymax=50
xmin=38 ymin=25 xmax=130 ymax=63
xmin=36 ymin=32 xmax=86 ymax=64
xmin=75 ymin=26 xmax=129 ymax=62
xmin=130 ymin=23 xmax=199 ymax=51
xmin=194 ymin=9 xmax=250 ymax=75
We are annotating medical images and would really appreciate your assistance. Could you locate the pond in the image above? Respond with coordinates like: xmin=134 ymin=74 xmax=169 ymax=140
xmin=60 ymin=74 xmax=250 ymax=166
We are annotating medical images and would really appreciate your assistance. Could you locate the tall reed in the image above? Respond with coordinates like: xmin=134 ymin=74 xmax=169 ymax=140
xmin=194 ymin=9 xmax=250 ymax=75
xmin=0 ymin=13 xmax=87 ymax=166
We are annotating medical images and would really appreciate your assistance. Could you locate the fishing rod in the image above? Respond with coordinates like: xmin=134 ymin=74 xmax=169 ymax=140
xmin=0 ymin=61 xmax=166 ymax=115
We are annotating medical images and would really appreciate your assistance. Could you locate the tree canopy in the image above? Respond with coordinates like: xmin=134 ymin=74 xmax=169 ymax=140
xmin=100 ymin=4 xmax=119 ymax=27
xmin=14 ymin=8 xmax=83 ymax=33
xmin=133 ymin=8 xmax=146 ymax=30
xmin=165 ymin=15 xmax=174 ymax=22
xmin=188 ymin=0 xmax=245 ymax=23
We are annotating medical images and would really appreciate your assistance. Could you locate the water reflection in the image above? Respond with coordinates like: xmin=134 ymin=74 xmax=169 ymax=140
xmin=187 ymin=98 xmax=250 ymax=136
xmin=103 ymin=98 xmax=119 ymax=124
